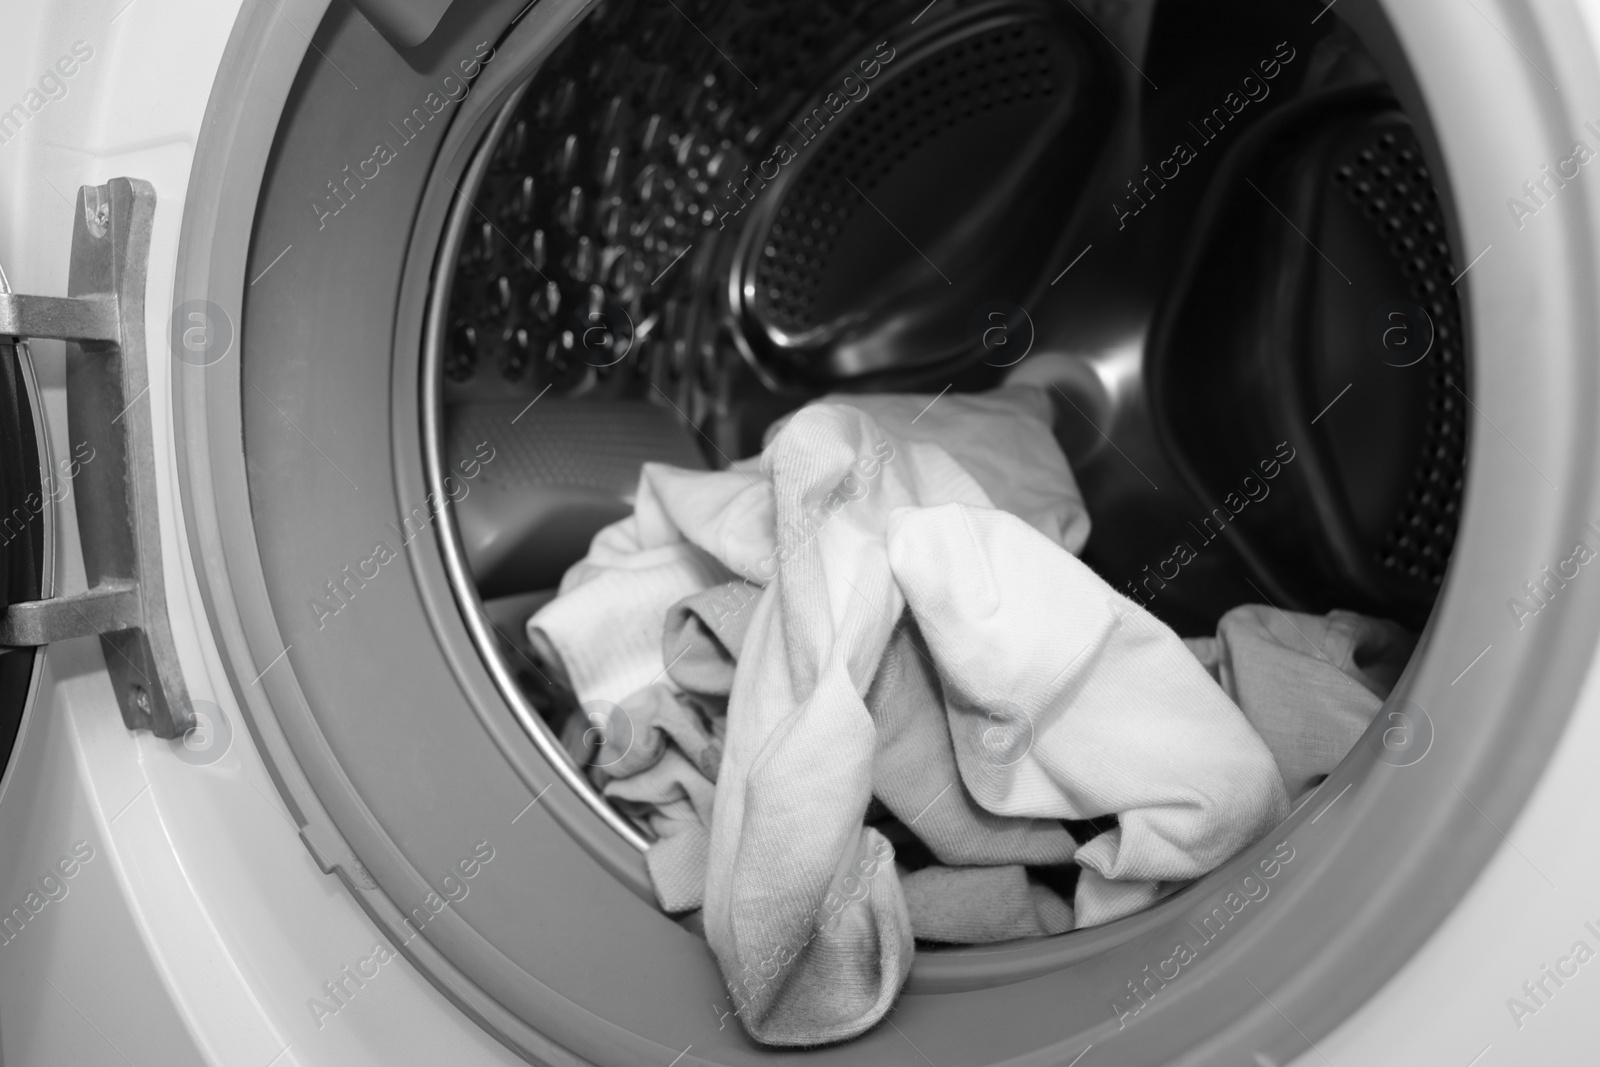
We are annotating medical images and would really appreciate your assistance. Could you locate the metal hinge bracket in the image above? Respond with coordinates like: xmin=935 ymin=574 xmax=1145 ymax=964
xmin=0 ymin=178 xmax=193 ymax=738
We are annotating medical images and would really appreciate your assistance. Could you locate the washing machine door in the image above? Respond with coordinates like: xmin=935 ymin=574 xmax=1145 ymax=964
xmin=161 ymin=0 xmax=1600 ymax=1063
xmin=0 ymin=286 xmax=46 ymax=771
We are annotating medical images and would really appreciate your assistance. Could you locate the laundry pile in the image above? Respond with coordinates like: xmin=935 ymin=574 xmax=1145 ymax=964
xmin=525 ymin=386 xmax=1414 ymax=1047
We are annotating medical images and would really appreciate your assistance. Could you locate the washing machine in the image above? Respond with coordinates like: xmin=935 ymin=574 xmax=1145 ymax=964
xmin=3 ymin=0 xmax=1600 ymax=1063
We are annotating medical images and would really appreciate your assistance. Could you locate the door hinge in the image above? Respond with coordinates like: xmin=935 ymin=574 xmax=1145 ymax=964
xmin=0 ymin=178 xmax=194 ymax=739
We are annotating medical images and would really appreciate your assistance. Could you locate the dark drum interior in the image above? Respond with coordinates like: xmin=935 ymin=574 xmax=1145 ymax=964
xmin=435 ymin=0 xmax=1467 ymax=921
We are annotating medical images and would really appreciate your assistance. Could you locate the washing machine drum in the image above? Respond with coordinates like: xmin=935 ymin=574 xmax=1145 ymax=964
xmin=438 ymin=0 xmax=1462 ymax=634
xmin=214 ymin=0 xmax=1585 ymax=1063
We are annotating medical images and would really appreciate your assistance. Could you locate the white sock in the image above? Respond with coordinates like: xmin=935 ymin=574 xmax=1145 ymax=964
xmin=704 ymin=403 xmax=990 ymax=1046
xmin=528 ymin=542 xmax=725 ymax=706
xmin=528 ymin=458 xmax=766 ymax=706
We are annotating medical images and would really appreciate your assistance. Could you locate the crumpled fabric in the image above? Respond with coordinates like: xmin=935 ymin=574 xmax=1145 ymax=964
xmin=527 ymin=387 xmax=1084 ymax=712
xmin=900 ymin=864 xmax=1076 ymax=943
xmin=584 ymin=684 xmax=724 ymax=912
xmin=524 ymin=386 xmax=1325 ymax=1046
xmin=885 ymin=502 xmax=1291 ymax=927
xmin=525 ymin=453 xmax=765 ymax=709
xmin=662 ymin=581 xmax=760 ymax=700
xmin=762 ymin=386 xmax=1091 ymax=555
xmin=530 ymin=387 xmax=1090 ymax=1046
xmin=647 ymin=596 xmax=1085 ymax=935
xmin=527 ymin=540 xmax=731 ymax=708
xmin=1185 ymin=605 xmax=1415 ymax=798
xmin=615 ymin=593 xmax=1412 ymax=924
xmin=867 ymin=620 xmax=1078 ymax=869
xmin=870 ymin=617 xmax=1081 ymax=940
xmin=702 ymin=403 xmax=995 ymax=1046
